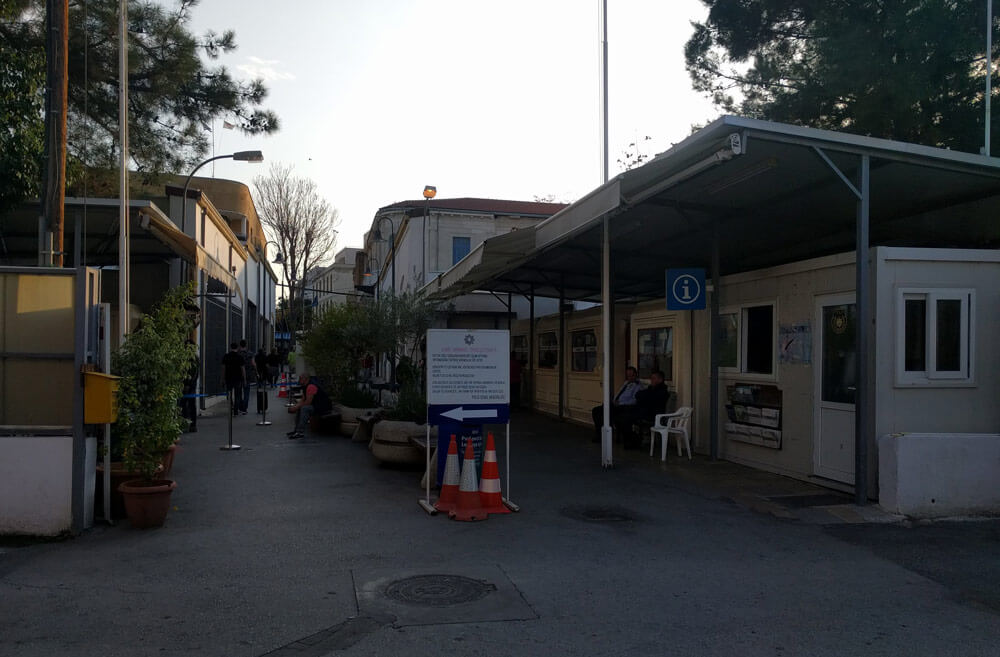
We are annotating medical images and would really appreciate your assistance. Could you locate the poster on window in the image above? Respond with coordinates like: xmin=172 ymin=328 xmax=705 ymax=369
xmin=778 ymin=322 xmax=812 ymax=364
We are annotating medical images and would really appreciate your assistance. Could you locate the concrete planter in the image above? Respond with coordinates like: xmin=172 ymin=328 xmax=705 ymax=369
xmin=370 ymin=420 xmax=432 ymax=465
xmin=878 ymin=432 xmax=1000 ymax=518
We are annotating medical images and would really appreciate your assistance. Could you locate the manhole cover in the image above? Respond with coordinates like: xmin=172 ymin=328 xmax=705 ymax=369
xmin=384 ymin=575 xmax=496 ymax=607
xmin=561 ymin=505 xmax=637 ymax=522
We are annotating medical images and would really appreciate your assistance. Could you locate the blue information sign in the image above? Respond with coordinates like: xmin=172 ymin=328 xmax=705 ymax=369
xmin=666 ymin=268 xmax=706 ymax=310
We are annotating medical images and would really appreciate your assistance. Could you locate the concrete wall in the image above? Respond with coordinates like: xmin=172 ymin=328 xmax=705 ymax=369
xmin=878 ymin=433 xmax=1000 ymax=517
xmin=0 ymin=436 xmax=73 ymax=535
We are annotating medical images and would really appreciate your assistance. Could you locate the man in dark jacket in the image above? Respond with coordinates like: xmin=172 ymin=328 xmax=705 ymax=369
xmin=221 ymin=343 xmax=245 ymax=416
xmin=286 ymin=373 xmax=331 ymax=439
xmin=631 ymin=370 xmax=672 ymax=449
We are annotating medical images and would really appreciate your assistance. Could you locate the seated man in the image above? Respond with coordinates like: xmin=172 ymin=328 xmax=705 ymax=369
xmin=286 ymin=373 xmax=332 ymax=439
xmin=633 ymin=370 xmax=671 ymax=447
xmin=591 ymin=365 xmax=645 ymax=446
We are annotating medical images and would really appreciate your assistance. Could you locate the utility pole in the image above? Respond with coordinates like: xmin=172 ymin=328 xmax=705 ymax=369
xmin=41 ymin=0 xmax=69 ymax=267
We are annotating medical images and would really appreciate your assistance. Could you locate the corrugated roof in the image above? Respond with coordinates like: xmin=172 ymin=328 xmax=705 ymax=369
xmin=376 ymin=197 xmax=568 ymax=217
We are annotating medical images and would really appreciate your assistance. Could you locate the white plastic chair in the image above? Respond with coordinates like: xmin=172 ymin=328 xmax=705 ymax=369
xmin=649 ymin=406 xmax=693 ymax=461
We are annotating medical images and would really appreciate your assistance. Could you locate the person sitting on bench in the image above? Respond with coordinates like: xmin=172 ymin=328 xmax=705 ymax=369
xmin=592 ymin=365 xmax=644 ymax=446
xmin=287 ymin=372 xmax=331 ymax=439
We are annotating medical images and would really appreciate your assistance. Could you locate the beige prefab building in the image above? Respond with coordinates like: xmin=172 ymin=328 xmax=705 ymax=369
xmin=428 ymin=116 xmax=1000 ymax=517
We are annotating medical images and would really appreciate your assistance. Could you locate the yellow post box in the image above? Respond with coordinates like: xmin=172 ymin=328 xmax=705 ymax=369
xmin=84 ymin=371 xmax=121 ymax=424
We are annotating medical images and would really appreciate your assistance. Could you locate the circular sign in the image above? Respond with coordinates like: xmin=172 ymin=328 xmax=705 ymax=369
xmin=831 ymin=308 xmax=848 ymax=334
xmin=671 ymin=274 xmax=702 ymax=306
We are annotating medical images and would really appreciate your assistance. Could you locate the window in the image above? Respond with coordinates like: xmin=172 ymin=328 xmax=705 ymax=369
xmin=637 ymin=327 xmax=673 ymax=380
xmin=571 ymin=330 xmax=598 ymax=372
xmin=452 ymin=236 xmax=471 ymax=265
xmin=897 ymin=288 xmax=973 ymax=384
xmin=512 ymin=335 xmax=528 ymax=365
xmin=719 ymin=303 xmax=775 ymax=376
xmin=718 ymin=313 xmax=738 ymax=368
xmin=538 ymin=331 xmax=558 ymax=368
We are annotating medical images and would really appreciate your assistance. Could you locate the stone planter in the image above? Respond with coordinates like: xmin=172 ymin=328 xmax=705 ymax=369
xmin=335 ymin=405 xmax=382 ymax=437
xmin=370 ymin=420 xmax=433 ymax=465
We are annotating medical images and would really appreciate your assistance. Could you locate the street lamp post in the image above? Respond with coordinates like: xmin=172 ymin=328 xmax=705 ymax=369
xmin=374 ymin=217 xmax=400 ymax=385
xmin=373 ymin=216 xmax=396 ymax=298
xmin=181 ymin=150 xmax=264 ymax=234
xmin=261 ymin=240 xmax=284 ymax=351
xmin=422 ymin=185 xmax=436 ymax=285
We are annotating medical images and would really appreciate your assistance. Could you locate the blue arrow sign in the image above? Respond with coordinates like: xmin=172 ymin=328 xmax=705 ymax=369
xmin=428 ymin=403 xmax=509 ymax=425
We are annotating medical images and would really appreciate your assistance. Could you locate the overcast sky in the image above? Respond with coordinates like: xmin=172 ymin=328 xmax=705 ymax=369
xmin=190 ymin=0 xmax=720 ymax=255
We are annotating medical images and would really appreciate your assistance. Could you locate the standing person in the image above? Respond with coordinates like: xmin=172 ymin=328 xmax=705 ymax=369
xmin=254 ymin=347 xmax=268 ymax=389
xmin=591 ymin=365 xmax=644 ymax=446
xmin=509 ymin=352 xmax=522 ymax=408
xmin=221 ymin=342 xmax=245 ymax=417
xmin=254 ymin=348 xmax=269 ymax=413
xmin=238 ymin=339 xmax=256 ymax=415
xmin=180 ymin=339 xmax=199 ymax=432
xmin=267 ymin=349 xmax=281 ymax=388
xmin=286 ymin=372 xmax=332 ymax=439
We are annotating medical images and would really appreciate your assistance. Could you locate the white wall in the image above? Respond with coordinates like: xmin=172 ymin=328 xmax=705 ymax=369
xmin=873 ymin=248 xmax=1000 ymax=436
xmin=0 ymin=436 xmax=74 ymax=535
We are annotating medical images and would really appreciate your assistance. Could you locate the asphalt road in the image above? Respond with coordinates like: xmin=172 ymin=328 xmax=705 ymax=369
xmin=1 ymin=398 xmax=998 ymax=657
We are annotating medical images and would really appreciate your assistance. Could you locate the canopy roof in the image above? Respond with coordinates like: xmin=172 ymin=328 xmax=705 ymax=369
xmin=0 ymin=198 xmax=239 ymax=293
xmin=424 ymin=116 xmax=1000 ymax=302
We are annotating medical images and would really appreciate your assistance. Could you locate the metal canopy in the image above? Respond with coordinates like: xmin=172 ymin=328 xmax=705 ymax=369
xmin=423 ymin=116 xmax=1000 ymax=302
xmin=0 ymin=198 xmax=239 ymax=293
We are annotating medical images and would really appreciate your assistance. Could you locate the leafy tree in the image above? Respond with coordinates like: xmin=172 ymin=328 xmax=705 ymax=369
xmin=686 ymin=0 xmax=993 ymax=152
xmin=302 ymin=291 xmax=440 ymax=405
xmin=0 ymin=0 xmax=44 ymax=216
xmin=0 ymin=0 xmax=278 ymax=210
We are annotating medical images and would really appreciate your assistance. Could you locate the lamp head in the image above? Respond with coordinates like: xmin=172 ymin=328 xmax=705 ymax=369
xmin=233 ymin=150 xmax=264 ymax=163
xmin=423 ymin=185 xmax=436 ymax=199
xmin=272 ymin=252 xmax=284 ymax=264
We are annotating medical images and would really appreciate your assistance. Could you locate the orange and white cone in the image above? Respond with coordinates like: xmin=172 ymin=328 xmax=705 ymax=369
xmin=434 ymin=435 xmax=461 ymax=513
xmin=479 ymin=432 xmax=510 ymax=515
xmin=449 ymin=438 xmax=487 ymax=522
xmin=277 ymin=372 xmax=288 ymax=398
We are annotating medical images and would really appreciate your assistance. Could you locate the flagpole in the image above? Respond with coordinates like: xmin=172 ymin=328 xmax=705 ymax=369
xmin=211 ymin=119 xmax=216 ymax=177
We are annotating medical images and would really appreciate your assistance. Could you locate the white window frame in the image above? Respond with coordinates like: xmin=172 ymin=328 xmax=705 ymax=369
xmin=895 ymin=287 xmax=975 ymax=386
xmin=719 ymin=301 xmax=777 ymax=379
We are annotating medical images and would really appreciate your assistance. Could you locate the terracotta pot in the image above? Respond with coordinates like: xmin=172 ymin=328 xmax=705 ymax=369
xmin=160 ymin=444 xmax=178 ymax=478
xmin=95 ymin=463 xmax=137 ymax=520
xmin=118 ymin=479 xmax=177 ymax=529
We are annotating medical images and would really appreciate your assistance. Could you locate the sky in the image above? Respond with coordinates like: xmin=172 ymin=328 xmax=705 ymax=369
xmin=190 ymin=0 xmax=721 ymax=256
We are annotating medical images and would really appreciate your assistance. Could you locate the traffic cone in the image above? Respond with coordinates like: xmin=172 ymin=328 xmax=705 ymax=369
xmin=449 ymin=438 xmax=488 ymax=522
xmin=277 ymin=372 xmax=288 ymax=398
xmin=479 ymin=432 xmax=510 ymax=515
xmin=434 ymin=435 xmax=461 ymax=513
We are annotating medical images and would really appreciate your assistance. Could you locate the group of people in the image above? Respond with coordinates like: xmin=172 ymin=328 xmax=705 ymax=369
xmin=220 ymin=340 xmax=329 ymax=440
xmin=591 ymin=366 xmax=670 ymax=450
xmin=221 ymin=341 xmax=285 ymax=416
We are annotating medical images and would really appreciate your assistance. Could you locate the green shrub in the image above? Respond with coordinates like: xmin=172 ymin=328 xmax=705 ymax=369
xmin=338 ymin=385 xmax=378 ymax=409
xmin=111 ymin=283 xmax=197 ymax=481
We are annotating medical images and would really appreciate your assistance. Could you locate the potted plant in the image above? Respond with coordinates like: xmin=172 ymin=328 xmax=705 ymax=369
xmin=112 ymin=283 xmax=197 ymax=528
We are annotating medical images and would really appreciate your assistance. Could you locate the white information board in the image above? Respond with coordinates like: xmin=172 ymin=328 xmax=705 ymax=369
xmin=426 ymin=329 xmax=509 ymax=405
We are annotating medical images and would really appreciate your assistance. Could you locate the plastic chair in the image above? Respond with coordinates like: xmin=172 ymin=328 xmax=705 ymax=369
xmin=649 ymin=406 xmax=693 ymax=461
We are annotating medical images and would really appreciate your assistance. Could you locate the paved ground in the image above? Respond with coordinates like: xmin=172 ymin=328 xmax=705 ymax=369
xmin=1 ymin=388 xmax=999 ymax=657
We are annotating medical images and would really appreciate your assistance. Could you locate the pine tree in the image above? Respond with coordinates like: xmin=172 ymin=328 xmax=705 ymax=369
xmin=686 ymin=0 xmax=992 ymax=153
